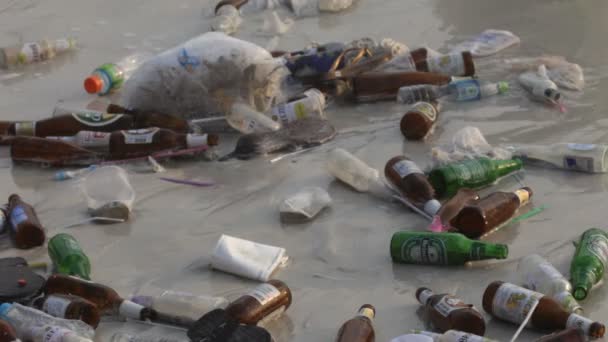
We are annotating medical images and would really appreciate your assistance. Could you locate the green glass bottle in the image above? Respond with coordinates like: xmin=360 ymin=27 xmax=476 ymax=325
xmin=390 ymin=231 xmax=508 ymax=266
xmin=570 ymin=228 xmax=608 ymax=300
xmin=48 ymin=233 xmax=91 ymax=280
xmin=428 ymin=158 xmax=523 ymax=198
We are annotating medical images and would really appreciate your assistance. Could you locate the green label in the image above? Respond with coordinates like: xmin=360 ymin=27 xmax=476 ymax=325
xmin=72 ymin=111 xmax=123 ymax=127
xmin=399 ymin=236 xmax=448 ymax=265
xmin=98 ymin=63 xmax=124 ymax=89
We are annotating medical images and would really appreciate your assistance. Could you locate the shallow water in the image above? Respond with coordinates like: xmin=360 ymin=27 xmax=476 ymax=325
xmin=1 ymin=0 xmax=608 ymax=341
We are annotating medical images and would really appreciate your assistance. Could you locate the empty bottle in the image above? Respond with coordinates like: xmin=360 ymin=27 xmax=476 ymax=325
xmin=535 ymin=328 xmax=586 ymax=342
xmin=327 ymin=148 xmax=393 ymax=199
xmin=570 ymin=228 xmax=608 ymax=300
xmin=429 ymin=188 xmax=479 ymax=233
xmin=110 ymin=332 xmax=188 ymax=342
xmin=390 ymin=231 xmax=508 ymax=266
xmin=270 ymin=89 xmax=326 ymax=126
xmin=0 ymin=205 xmax=7 ymax=235
xmin=10 ymin=136 xmax=99 ymax=167
xmin=224 ymin=280 xmax=292 ymax=325
xmin=24 ymin=325 xmax=92 ymax=342
xmin=384 ymin=156 xmax=441 ymax=216
xmin=427 ymin=158 xmax=523 ymax=198
xmin=506 ymin=143 xmax=608 ymax=173
xmin=226 ymin=103 xmax=281 ymax=134
xmin=413 ymin=330 xmax=497 ymax=342
xmin=450 ymin=187 xmax=533 ymax=238
xmin=48 ymin=234 xmax=91 ymax=280
xmin=416 ymin=288 xmax=484 ymax=335
xmin=518 ymin=254 xmax=582 ymax=314
xmin=336 ymin=305 xmax=375 ymax=342
xmin=397 ymin=80 xmax=508 ymax=104
xmin=7 ymin=194 xmax=45 ymax=249
xmin=400 ymin=101 xmax=441 ymax=141
xmin=0 ymin=303 xmax=94 ymax=339
xmin=0 ymin=38 xmax=76 ymax=69
xmin=8 ymin=112 xmax=135 ymax=137
xmin=0 ymin=319 xmax=18 ymax=342
xmin=519 ymin=65 xmax=562 ymax=109
xmin=33 ymin=294 xmax=100 ymax=328
xmin=43 ymin=274 xmax=155 ymax=321
xmin=84 ymin=53 xmax=150 ymax=95
xmin=409 ymin=48 xmax=475 ymax=76
xmin=353 ymin=72 xmax=451 ymax=103
xmin=482 ymin=281 xmax=605 ymax=338
xmin=131 ymin=290 xmax=229 ymax=322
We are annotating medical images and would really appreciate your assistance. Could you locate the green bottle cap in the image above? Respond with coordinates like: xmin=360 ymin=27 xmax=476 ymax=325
xmin=497 ymin=81 xmax=509 ymax=94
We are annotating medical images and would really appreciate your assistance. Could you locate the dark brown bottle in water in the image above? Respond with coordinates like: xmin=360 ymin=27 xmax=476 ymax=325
xmin=43 ymin=274 xmax=156 ymax=321
xmin=400 ymin=101 xmax=441 ymax=140
xmin=409 ymin=48 xmax=476 ymax=76
xmin=7 ymin=194 xmax=45 ymax=249
xmin=8 ymin=112 xmax=135 ymax=137
xmin=336 ymin=305 xmax=375 ymax=342
xmin=106 ymin=104 xmax=190 ymax=133
xmin=0 ymin=318 xmax=17 ymax=342
xmin=33 ymin=294 xmax=101 ymax=328
xmin=451 ymin=187 xmax=533 ymax=238
xmin=9 ymin=136 xmax=99 ymax=166
xmin=536 ymin=328 xmax=586 ymax=342
xmin=384 ymin=156 xmax=441 ymax=216
xmin=352 ymin=71 xmax=452 ymax=102
xmin=0 ymin=121 xmax=9 ymax=135
xmin=416 ymin=287 xmax=485 ymax=336
xmin=224 ymin=280 xmax=292 ymax=325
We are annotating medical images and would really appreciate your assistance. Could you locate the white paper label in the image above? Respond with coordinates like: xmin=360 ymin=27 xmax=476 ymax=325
xmin=32 ymin=326 xmax=71 ymax=342
xmin=563 ymin=155 xmax=595 ymax=172
xmin=427 ymin=53 xmax=466 ymax=76
xmin=566 ymin=314 xmax=593 ymax=335
xmin=411 ymin=102 xmax=437 ymax=122
xmin=43 ymin=296 xmax=71 ymax=318
xmin=418 ymin=289 xmax=433 ymax=305
xmin=434 ymin=295 xmax=468 ymax=317
xmin=392 ymin=159 xmax=423 ymax=178
xmin=72 ymin=111 xmax=124 ymax=127
xmin=248 ymin=283 xmax=281 ymax=306
xmin=492 ymin=283 xmax=541 ymax=326
xmin=18 ymin=42 xmax=46 ymax=64
xmin=77 ymin=131 xmax=111 ymax=147
xmin=122 ymin=128 xmax=159 ymax=144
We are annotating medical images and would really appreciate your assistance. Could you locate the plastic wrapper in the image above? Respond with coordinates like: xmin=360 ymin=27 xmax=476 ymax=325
xmin=346 ymin=37 xmax=409 ymax=59
xmin=81 ymin=166 xmax=135 ymax=221
xmin=279 ymin=187 xmax=331 ymax=222
xmin=430 ymin=126 xmax=512 ymax=168
xmin=450 ymin=29 xmax=520 ymax=57
xmin=120 ymin=32 xmax=289 ymax=120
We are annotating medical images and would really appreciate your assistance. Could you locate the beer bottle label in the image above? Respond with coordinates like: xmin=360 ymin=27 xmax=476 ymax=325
xmin=514 ymin=189 xmax=530 ymax=206
xmin=434 ymin=295 xmax=469 ymax=317
xmin=122 ymin=128 xmax=159 ymax=144
xmin=72 ymin=111 xmax=124 ymax=127
xmin=427 ymin=53 xmax=465 ymax=76
xmin=566 ymin=314 xmax=593 ymax=336
xmin=398 ymin=236 xmax=448 ymax=265
xmin=582 ymin=232 xmax=608 ymax=269
xmin=9 ymin=205 xmax=28 ymax=232
xmin=491 ymin=283 xmax=541 ymax=326
xmin=43 ymin=295 xmax=71 ymax=318
xmin=563 ymin=155 xmax=595 ymax=173
xmin=248 ymin=283 xmax=281 ymax=306
xmin=76 ymin=131 xmax=111 ymax=148
xmin=17 ymin=42 xmax=47 ymax=64
xmin=392 ymin=160 xmax=423 ymax=178
xmin=411 ymin=102 xmax=437 ymax=122
xmin=451 ymin=79 xmax=482 ymax=101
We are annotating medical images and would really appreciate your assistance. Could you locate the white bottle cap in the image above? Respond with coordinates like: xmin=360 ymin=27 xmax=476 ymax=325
xmin=186 ymin=134 xmax=208 ymax=148
xmin=423 ymin=199 xmax=441 ymax=216
xmin=118 ymin=300 xmax=145 ymax=320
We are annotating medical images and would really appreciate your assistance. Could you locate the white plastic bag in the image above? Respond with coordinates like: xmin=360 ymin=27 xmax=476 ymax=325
xmin=120 ymin=32 xmax=288 ymax=119
xmin=279 ymin=187 xmax=331 ymax=222
xmin=451 ymin=29 xmax=520 ymax=57
xmin=431 ymin=127 xmax=512 ymax=167
xmin=81 ymin=166 xmax=135 ymax=220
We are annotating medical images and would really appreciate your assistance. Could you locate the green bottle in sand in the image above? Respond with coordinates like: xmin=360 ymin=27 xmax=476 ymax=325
xmin=428 ymin=157 xmax=523 ymax=198
xmin=390 ymin=231 xmax=508 ymax=266
xmin=570 ymin=228 xmax=608 ymax=300
xmin=48 ymin=233 xmax=91 ymax=280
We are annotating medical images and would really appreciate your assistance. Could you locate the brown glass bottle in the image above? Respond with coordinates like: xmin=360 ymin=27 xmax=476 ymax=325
xmin=416 ymin=287 xmax=485 ymax=336
xmin=435 ymin=188 xmax=479 ymax=229
xmin=8 ymin=113 xmax=134 ymax=137
xmin=224 ymin=280 xmax=292 ymax=325
xmin=106 ymin=104 xmax=190 ymax=133
xmin=7 ymin=194 xmax=45 ymax=249
xmin=536 ymin=328 xmax=586 ymax=342
xmin=400 ymin=101 xmax=441 ymax=140
xmin=0 ymin=121 xmax=9 ymax=136
xmin=450 ymin=187 xmax=533 ymax=238
xmin=0 ymin=319 xmax=17 ymax=342
xmin=43 ymin=274 xmax=156 ymax=321
xmin=409 ymin=48 xmax=475 ymax=76
xmin=33 ymin=294 xmax=101 ymax=328
xmin=336 ymin=305 xmax=375 ymax=342
xmin=384 ymin=156 xmax=441 ymax=216
xmin=107 ymin=128 xmax=218 ymax=159
xmin=482 ymin=281 xmax=605 ymax=338
xmin=10 ymin=136 xmax=99 ymax=166
xmin=352 ymin=71 xmax=452 ymax=102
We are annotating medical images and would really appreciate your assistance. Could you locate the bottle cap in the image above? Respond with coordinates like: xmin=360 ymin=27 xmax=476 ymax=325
xmin=497 ymin=81 xmax=509 ymax=94
xmin=84 ymin=75 xmax=104 ymax=94
xmin=544 ymin=88 xmax=561 ymax=101
xmin=423 ymin=199 xmax=441 ymax=216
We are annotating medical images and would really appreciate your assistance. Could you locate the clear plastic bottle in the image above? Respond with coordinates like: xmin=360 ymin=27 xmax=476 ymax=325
xmin=397 ymin=79 xmax=508 ymax=104
xmin=84 ymin=53 xmax=151 ymax=95
xmin=270 ymin=89 xmax=326 ymax=126
xmin=518 ymin=254 xmax=582 ymax=314
xmin=506 ymin=142 xmax=608 ymax=173
xmin=131 ymin=290 xmax=228 ymax=322
xmin=0 ymin=303 xmax=94 ymax=339
xmin=25 ymin=325 xmax=92 ymax=342
xmin=518 ymin=65 xmax=562 ymax=107
xmin=226 ymin=103 xmax=281 ymax=134
xmin=0 ymin=38 xmax=76 ymax=69
xmin=327 ymin=148 xmax=393 ymax=199
xmin=110 ymin=332 xmax=188 ymax=342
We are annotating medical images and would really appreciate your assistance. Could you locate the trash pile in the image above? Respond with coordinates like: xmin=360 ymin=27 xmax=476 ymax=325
xmin=0 ymin=0 xmax=604 ymax=341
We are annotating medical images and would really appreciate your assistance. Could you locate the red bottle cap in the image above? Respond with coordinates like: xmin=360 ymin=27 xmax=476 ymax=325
xmin=84 ymin=75 xmax=104 ymax=94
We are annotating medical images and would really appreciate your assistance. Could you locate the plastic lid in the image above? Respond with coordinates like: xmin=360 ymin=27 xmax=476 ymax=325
xmin=423 ymin=199 xmax=441 ymax=216
xmin=497 ymin=81 xmax=509 ymax=94
xmin=0 ymin=303 xmax=11 ymax=318
xmin=84 ymin=75 xmax=104 ymax=94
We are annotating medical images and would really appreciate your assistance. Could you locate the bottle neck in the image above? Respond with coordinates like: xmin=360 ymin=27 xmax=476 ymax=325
xmin=470 ymin=242 xmax=508 ymax=260
xmin=12 ymin=122 xmax=35 ymax=136
xmin=493 ymin=159 xmax=523 ymax=177
xmin=356 ymin=306 xmax=375 ymax=322
xmin=417 ymin=288 xmax=434 ymax=305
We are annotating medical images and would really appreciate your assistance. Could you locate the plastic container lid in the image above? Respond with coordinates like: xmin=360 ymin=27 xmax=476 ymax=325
xmin=84 ymin=75 xmax=104 ymax=94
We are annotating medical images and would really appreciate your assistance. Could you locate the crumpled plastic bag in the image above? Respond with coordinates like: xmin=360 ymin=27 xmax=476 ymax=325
xmin=279 ymin=187 xmax=331 ymax=222
xmin=120 ymin=32 xmax=289 ymax=120
xmin=81 ymin=166 xmax=135 ymax=221
xmin=346 ymin=37 xmax=409 ymax=58
xmin=430 ymin=126 xmax=512 ymax=168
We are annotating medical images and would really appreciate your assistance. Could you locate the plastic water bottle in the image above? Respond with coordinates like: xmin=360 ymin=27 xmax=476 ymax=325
xmin=26 ymin=325 xmax=92 ymax=342
xmin=226 ymin=103 xmax=281 ymax=134
xmin=0 ymin=38 xmax=76 ymax=69
xmin=84 ymin=53 xmax=151 ymax=95
xmin=111 ymin=332 xmax=188 ymax=342
xmin=131 ymin=290 xmax=228 ymax=322
xmin=397 ymin=79 xmax=508 ymax=104
xmin=396 ymin=85 xmax=444 ymax=104
xmin=0 ymin=303 xmax=95 ymax=339
xmin=327 ymin=148 xmax=393 ymax=199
